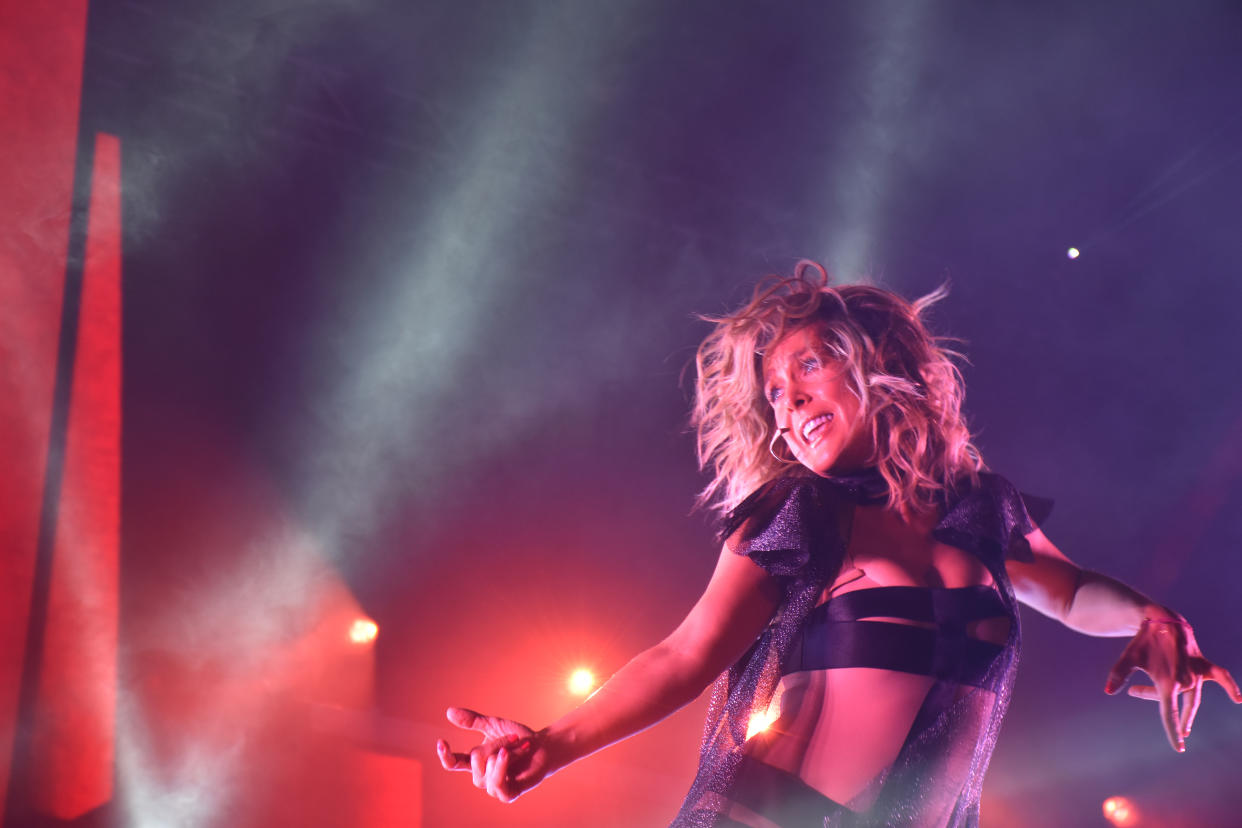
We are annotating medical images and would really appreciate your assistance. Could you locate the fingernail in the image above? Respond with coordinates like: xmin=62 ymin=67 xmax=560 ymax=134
xmin=498 ymin=747 xmax=507 ymax=759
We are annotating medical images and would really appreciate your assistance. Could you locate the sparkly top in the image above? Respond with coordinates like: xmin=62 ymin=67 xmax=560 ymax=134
xmin=669 ymin=471 xmax=1049 ymax=827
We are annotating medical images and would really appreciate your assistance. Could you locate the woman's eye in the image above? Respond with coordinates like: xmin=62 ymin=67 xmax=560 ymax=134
xmin=767 ymin=387 xmax=783 ymax=404
xmin=800 ymin=357 xmax=820 ymax=373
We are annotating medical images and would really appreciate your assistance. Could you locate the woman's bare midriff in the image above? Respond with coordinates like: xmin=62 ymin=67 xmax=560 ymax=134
xmin=746 ymin=504 xmax=1011 ymax=811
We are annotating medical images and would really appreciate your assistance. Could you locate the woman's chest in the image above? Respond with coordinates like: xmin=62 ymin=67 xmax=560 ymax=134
xmin=836 ymin=506 xmax=994 ymax=590
xmin=844 ymin=542 xmax=992 ymax=590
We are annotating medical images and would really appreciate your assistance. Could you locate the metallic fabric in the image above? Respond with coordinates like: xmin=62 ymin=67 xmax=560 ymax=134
xmin=669 ymin=472 xmax=1045 ymax=827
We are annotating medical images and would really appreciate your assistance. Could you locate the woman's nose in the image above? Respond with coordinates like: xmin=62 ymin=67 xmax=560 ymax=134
xmin=787 ymin=385 xmax=811 ymax=408
xmin=775 ymin=389 xmax=809 ymax=426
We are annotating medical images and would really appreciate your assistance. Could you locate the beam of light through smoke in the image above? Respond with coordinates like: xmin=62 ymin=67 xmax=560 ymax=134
xmin=114 ymin=710 xmax=241 ymax=828
xmin=115 ymin=518 xmax=372 ymax=827
xmin=288 ymin=2 xmax=639 ymax=559
xmin=816 ymin=3 xmax=930 ymax=283
xmin=114 ymin=524 xmax=314 ymax=828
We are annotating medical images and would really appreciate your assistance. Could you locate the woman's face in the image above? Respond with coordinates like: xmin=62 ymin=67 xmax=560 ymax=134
xmin=762 ymin=325 xmax=872 ymax=476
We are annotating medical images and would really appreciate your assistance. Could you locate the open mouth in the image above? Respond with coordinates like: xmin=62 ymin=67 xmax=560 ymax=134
xmin=801 ymin=413 xmax=833 ymax=442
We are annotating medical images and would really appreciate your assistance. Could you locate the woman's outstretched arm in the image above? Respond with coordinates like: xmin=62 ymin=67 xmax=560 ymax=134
xmin=438 ymin=543 xmax=780 ymax=802
xmin=1007 ymin=526 xmax=1175 ymax=636
xmin=1006 ymin=527 xmax=1241 ymax=752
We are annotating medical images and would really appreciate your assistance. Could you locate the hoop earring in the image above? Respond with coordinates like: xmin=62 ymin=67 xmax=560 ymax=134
xmin=768 ymin=427 xmax=795 ymax=464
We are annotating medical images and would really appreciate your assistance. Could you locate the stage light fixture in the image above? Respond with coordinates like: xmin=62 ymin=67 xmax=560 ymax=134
xmin=1102 ymin=795 xmax=1138 ymax=826
xmin=349 ymin=618 xmax=379 ymax=645
xmin=568 ymin=668 xmax=595 ymax=696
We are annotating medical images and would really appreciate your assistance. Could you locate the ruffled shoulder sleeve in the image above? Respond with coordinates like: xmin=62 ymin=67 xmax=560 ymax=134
xmin=933 ymin=472 xmax=1052 ymax=567
xmin=719 ymin=476 xmax=846 ymax=578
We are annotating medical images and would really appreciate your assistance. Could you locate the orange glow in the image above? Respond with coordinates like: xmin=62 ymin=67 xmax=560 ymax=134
xmin=568 ymin=668 xmax=595 ymax=696
xmin=745 ymin=708 xmax=779 ymax=739
xmin=1103 ymin=795 xmax=1139 ymax=826
xmin=349 ymin=618 xmax=378 ymax=645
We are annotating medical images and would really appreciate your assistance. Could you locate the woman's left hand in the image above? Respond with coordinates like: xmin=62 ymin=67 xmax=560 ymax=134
xmin=437 ymin=707 xmax=552 ymax=803
xmin=1105 ymin=617 xmax=1242 ymax=752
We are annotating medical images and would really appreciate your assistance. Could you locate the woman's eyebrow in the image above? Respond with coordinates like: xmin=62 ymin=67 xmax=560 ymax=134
xmin=786 ymin=348 xmax=814 ymax=365
xmin=763 ymin=349 xmax=808 ymax=381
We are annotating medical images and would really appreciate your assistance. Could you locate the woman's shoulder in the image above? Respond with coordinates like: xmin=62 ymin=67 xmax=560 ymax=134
xmin=938 ymin=471 xmax=1053 ymax=562
xmin=720 ymin=473 xmax=847 ymax=577
xmin=720 ymin=474 xmax=837 ymax=540
xmin=953 ymin=472 xmax=1053 ymax=525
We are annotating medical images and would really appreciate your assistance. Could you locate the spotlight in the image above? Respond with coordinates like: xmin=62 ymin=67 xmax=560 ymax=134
xmin=568 ymin=668 xmax=595 ymax=696
xmin=1102 ymin=795 xmax=1138 ymax=826
xmin=349 ymin=618 xmax=378 ymax=645
xmin=745 ymin=708 xmax=778 ymax=739
xmin=1067 ymin=247 xmax=1080 ymax=259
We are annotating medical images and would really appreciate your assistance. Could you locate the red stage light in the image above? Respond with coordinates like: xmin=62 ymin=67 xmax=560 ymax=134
xmin=349 ymin=618 xmax=378 ymax=645
xmin=1102 ymin=795 xmax=1138 ymax=826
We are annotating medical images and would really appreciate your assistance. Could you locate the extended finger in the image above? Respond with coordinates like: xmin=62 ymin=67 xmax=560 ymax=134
xmin=447 ymin=706 xmax=495 ymax=735
xmin=436 ymin=739 xmax=471 ymax=771
xmin=1127 ymin=685 xmax=1158 ymax=701
xmin=1180 ymin=682 xmax=1203 ymax=739
xmin=1157 ymin=686 xmax=1185 ymax=753
xmin=1207 ymin=664 xmax=1242 ymax=703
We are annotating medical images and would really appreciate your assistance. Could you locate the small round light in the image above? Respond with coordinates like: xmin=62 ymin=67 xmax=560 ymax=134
xmin=568 ymin=668 xmax=595 ymax=696
xmin=1067 ymin=247 xmax=1080 ymax=259
xmin=1102 ymin=795 xmax=1137 ymax=826
xmin=349 ymin=618 xmax=378 ymax=644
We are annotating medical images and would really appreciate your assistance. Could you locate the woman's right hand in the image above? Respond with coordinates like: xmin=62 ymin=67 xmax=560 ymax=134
xmin=436 ymin=707 xmax=553 ymax=803
xmin=1105 ymin=618 xmax=1242 ymax=752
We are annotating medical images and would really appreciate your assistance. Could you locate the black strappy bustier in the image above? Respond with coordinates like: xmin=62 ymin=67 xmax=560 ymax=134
xmin=783 ymin=585 xmax=1010 ymax=691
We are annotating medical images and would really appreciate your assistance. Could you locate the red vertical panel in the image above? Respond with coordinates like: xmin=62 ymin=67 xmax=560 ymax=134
xmin=0 ymin=0 xmax=90 ymax=818
xmin=28 ymin=132 xmax=122 ymax=819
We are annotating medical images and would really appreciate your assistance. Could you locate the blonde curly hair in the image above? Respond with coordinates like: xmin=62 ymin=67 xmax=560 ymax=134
xmin=692 ymin=261 xmax=984 ymax=519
